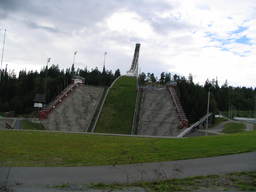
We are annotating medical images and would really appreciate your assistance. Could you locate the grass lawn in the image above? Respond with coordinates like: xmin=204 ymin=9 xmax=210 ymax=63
xmin=210 ymin=117 xmax=227 ymax=128
xmin=91 ymin=172 xmax=256 ymax=192
xmin=222 ymin=122 xmax=246 ymax=133
xmin=95 ymin=76 xmax=137 ymax=134
xmin=0 ymin=130 xmax=256 ymax=167
xmin=21 ymin=120 xmax=45 ymax=130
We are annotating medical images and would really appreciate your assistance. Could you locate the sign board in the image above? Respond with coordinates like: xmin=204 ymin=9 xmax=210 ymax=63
xmin=34 ymin=103 xmax=43 ymax=108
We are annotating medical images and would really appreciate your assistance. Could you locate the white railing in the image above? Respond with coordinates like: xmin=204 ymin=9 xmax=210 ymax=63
xmin=177 ymin=113 xmax=212 ymax=138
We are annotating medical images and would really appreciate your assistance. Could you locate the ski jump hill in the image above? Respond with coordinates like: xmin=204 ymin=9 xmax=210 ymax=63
xmin=39 ymin=43 xmax=188 ymax=137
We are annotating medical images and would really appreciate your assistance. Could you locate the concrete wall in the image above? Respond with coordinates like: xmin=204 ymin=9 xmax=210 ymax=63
xmin=137 ymin=87 xmax=182 ymax=136
xmin=43 ymin=85 xmax=104 ymax=132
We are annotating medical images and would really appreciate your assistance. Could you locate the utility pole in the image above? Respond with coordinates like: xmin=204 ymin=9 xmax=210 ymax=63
xmin=206 ymin=88 xmax=210 ymax=136
xmin=0 ymin=29 xmax=6 ymax=82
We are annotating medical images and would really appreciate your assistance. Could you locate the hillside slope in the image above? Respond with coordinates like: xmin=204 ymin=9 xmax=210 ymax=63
xmin=95 ymin=76 xmax=137 ymax=134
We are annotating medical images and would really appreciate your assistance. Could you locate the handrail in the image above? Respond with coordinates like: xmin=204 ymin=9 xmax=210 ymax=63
xmin=91 ymin=75 xmax=122 ymax=132
xmin=177 ymin=113 xmax=212 ymax=138
xmin=46 ymin=83 xmax=78 ymax=110
xmin=167 ymin=86 xmax=188 ymax=128
xmin=39 ymin=83 xmax=81 ymax=120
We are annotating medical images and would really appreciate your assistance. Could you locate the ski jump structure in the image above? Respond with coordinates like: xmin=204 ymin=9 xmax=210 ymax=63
xmin=38 ymin=43 xmax=191 ymax=136
xmin=127 ymin=43 xmax=140 ymax=77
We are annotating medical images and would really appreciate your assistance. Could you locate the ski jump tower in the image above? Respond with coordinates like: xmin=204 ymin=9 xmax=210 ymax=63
xmin=127 ymin=43 xmax=140 ymax=77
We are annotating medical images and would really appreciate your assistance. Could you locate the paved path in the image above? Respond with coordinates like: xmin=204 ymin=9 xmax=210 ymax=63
xmin=246 ymin=122 xmax=254 ymax=131
xmin=210 ymin=120 xmax=233 ymax=132
xmin=1 ymin=152 xmax=255 ymax=189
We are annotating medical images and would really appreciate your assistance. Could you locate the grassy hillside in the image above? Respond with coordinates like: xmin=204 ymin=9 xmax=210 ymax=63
xmin=223 ymin=122 xmax=246 ymax=133
xmin=21 ymin=120 xmax=45 ymax=130
xmin=0 ymin=130 xmax=256 ymax=166
xmin=95 ymin=76 xmax=137 ymax=134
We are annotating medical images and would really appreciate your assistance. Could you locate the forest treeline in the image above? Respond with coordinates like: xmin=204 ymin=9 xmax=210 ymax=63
xmin=139 ymin=72 xmax=256 ymax=123
xmin=0 ymin=65 xmax=120 ymax=115
xmin=0 ymin=67 xmax=255 ymax=122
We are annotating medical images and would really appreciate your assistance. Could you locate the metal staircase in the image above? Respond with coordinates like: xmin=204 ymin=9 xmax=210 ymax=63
xmin=167 ymin=85 xmax=189 ymax=129
xmin=39 ymin=83 xmax=82 ymax=120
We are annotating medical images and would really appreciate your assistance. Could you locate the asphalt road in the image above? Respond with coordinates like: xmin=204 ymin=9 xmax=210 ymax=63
xmin=1 ymin=152 xmax=255 ymax=191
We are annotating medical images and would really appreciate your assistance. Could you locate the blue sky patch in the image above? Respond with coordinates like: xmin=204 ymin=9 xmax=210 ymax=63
xmin=206 ymin=31 xmax=251 ymax=46
xmin=235 ymin=36 xmax=251 ymax=44
xmin=231 ymin=26 xmax=248 ymax=34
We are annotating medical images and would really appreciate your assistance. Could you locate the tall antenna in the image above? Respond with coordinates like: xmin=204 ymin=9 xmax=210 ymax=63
xmin=0 ymin=29 xmax=7 ymax=82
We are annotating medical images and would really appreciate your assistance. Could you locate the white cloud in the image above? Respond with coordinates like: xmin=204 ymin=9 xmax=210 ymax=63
xmin=0 ymin=0 xmax=255 ymax=87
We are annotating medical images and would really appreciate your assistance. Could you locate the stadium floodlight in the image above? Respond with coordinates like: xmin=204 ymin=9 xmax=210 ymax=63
xmin=206 ymin=88 xmax=210 ymax=136
xmin=103 ymin=51 xmax=107 ymax=70
xmin=45 ymin=57 xmax=51 ymax=101
xmin=0 ymin=29 xmax=6 ymax=82
xmin=73 ymin=51 xmax=78 ymax=65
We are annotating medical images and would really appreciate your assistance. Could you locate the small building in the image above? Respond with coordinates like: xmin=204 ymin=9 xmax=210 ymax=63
xmin=72 ymin=76 xmax=85 ymax=84
xmin=33 ymin=94 xmax=46 ymax=108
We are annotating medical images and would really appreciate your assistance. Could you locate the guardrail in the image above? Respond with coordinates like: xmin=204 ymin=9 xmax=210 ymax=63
xmin=39 ymin=83 xmax=82 ymax=120
xmin=177 ymin=113 xmax=212 ymax=138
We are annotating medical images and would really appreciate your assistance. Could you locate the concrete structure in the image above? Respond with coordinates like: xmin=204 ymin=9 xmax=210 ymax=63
xmin=127 ymin=43 xmax=140 ymax=77
xmin=137 ymin=87 xmax=183 ymax=136
xmin=72 ymin=76 xmax=85 ymax=84
xmin=0 ymin=118 xmax=15 ymax=130
xmin=42 ymin=85 xmax=104 ymax=132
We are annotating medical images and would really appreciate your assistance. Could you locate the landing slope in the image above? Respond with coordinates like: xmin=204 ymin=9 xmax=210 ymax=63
xmin=137 ymin=87 xmax=181 ymax=136
xmin=95 ymin=76 xmax=137 ymax=134
xmin=43 ymin=85 xmax=104 ymax=132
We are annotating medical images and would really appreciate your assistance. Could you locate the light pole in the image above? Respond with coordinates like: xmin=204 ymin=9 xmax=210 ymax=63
xmin=0 ymin=29 xmax=6 ymax=82
xmin=206 ymin=88 xmax=210 ymax=136
xmin=72 ymin=51 xmax=77 ymax=76
xmin=73 ymin=51 xmax=78 ymax=65
xmin=45 ymin=58 xmax=51 ymax=101
xmin=103 ymin=51 xmax=107 ymax=70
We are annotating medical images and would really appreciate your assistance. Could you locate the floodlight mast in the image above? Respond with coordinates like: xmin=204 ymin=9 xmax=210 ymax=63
xmin=45 ymin=58 xmax=51 ymax=101
xmin=206 ymin=88 xmax=210 ymax=136
xmin=103 ymin=51 xmax=107 ymax=70
xmin=0 ymin=29 xmax=6 ymax=82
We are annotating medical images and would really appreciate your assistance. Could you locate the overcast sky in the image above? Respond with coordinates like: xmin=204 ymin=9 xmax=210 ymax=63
xmin=0 ymin=0 xmax=255 ymax=87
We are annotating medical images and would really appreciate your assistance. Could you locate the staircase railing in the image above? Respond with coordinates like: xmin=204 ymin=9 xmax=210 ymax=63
xmin=39 ymin=83 xmax=82 ymax=120
xmin=177 ymin=113 xmax=212 ymax=138
xmin=167 ymin=85 xmax=189 ymax=129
